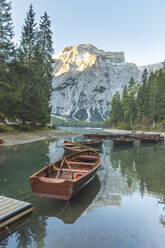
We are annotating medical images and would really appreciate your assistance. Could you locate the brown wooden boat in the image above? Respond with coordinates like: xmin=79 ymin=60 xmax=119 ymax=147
xmin=30 ymin=150 xmax=100 ymax=200
xmin=112 ymin=137 xmax=136 ymax=145
xmin=73 ymin=135 xmax=104 ymax=148
xmin=83 ymin=133 xmax=131 ymax=140
xmin=62 ymin=140 xmax=98 ymax=155
xmin=80 ymin=139 xmax=104 ymax=148
xmin=139 ymin=136 xmax=163 ymax=144
xmin=0 ymin=138 xmax=5 ymax=146
xmin=84 ymin=133 xmax=164 ymax=143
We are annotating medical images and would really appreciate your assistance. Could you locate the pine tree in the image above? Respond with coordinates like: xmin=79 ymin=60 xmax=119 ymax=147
xmin=18 ymin=4 xmax=37 ymax=65
xmin=155 ymin=69 xmax=165 ymax=123
xmin=37 ymin=11 xmax=54 ymax=105
xmin=142 ymin=68 xmax=148 ymax=84
xmin=147 ymin=72 xmax=157 ymax=125
xmin=36 ymin=11 xmax=54 ymax=124
xmin=0 ymin=61 xmax=26 ymax=121
xmin=0 ymin=0 xmax=15 ymax=121
xmin=17 ymin=6 xmax=53 ymax=126
xmin=121 ymin=86 xmax=130 ymax=123
xmin=38 ymin=12 xmax=54 ymax=85
xmin=139 ymin=69 xmax=148 ymax=121
xmin=28 ymin=46 xmax=51 ymax=126
xmin=127 ymin=77 xmax=137 ymax=127
xmin=107 ymin=67 xmax=165 ymax=129
xmin=0 ymin=0 xmax=14 ymax=63
xmin=110 ymin=92 xmax=122 ymax=125
xmin=18 ymin=4 xmax=38 ymax=124
xmin=136 ymin=83 xmax=142 ymax=123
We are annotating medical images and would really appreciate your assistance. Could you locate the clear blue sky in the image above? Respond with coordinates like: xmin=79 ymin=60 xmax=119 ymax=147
xmin=12 ymin=0 xmax=165 ymax=66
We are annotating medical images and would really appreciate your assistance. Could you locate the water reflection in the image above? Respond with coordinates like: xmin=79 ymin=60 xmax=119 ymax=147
xmin=1 ymin=132 xmax=165 ymax=247
xmin=36 ymin=175 xmax=101 ymax=224
xmin=110 ymin=143 xmax=137 ymax=189
xmin=1 ymin=177 xmax=101 ymax=247
xmin=111 ymin=142 xmax=135 ymax=152
xmin=15 ymin=215 xmax=47 ymax=248
xmin=48 ymin=139 xmax=64 ymax=162
xmin=110 ymin=143 xmax=165 ymax=197
xmin=110 ymin=142 xmax=165 ymax=231
xmin=0 ymin=140 xmax=101 ymax=247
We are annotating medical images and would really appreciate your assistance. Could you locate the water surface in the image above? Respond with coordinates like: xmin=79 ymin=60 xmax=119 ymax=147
xmin=0 ymin=128 xmax=165 ymax=248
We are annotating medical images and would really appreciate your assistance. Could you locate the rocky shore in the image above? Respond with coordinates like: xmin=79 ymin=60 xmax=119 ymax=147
xmin=0 ymin=129 xmax=77 ymax=146
xmin=1 ymin=127 xmax=165 ymax=147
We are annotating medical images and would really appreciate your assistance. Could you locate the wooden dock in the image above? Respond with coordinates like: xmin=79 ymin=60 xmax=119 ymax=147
xmin=83 ymin=133 xmax=164 ymax=144
xmin=0 ymin=196 xmax=34 ymax=239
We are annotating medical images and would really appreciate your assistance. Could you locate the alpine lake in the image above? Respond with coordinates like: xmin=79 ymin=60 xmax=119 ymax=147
xmin=0 ymin=127 xmax=165 ymax=248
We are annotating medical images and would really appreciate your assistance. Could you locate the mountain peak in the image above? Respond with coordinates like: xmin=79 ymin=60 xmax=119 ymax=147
xmin=51 ymin=44 xmax=140 ymax=122
xmin=55 ymin=44 xmax=125 ymax=76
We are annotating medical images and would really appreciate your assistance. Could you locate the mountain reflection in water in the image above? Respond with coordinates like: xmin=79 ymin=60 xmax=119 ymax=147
xmin=110 ymin=142 xmax=165 ymax=198
xmin=1 ymin=131 xmax=165 ymax=248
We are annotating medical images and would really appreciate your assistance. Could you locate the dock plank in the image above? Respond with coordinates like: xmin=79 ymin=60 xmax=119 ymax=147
xmin=0 ymin=196 xmax=34 ymax=229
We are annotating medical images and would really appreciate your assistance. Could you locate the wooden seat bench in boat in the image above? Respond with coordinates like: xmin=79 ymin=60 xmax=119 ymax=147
xmin=77 ymin=155 xmax=97 ymax=160
xmin=68 ymin=147 xmax=89 ymax=150
xmin=53 ymin=168 xmax=89 ymax=173
xmin=66 ymin=161 xmax=94 ymax=166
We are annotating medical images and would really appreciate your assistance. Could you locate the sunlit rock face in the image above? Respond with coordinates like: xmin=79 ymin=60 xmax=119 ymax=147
xmin=51 ymin=44 xmax=141 ymax=122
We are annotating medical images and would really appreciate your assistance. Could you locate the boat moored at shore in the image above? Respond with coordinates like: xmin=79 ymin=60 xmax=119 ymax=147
xmin=30 ymin=150 xmax=100 ymax=200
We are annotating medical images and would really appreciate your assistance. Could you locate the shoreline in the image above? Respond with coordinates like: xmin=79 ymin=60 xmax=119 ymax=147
xmin=1 ymin=127 xmax=165 ymax=147
xmin=0 ymin=130 xmax=79 ymax=146
xmin=103 ymin=128 xmax=165 ymax=136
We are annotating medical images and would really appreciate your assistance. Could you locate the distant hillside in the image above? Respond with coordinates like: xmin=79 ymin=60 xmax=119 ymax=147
xmin=139 ymin=62 xmax=163 ymax=73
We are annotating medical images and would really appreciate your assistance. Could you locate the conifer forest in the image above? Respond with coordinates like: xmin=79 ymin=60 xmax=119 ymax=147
xmin=0 ymin=1 xmax=54 ymax=127
xmin=104 ymin=67 xmax=165 ymax=131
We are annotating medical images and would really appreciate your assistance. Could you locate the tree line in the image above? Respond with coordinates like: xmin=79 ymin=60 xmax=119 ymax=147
xmin=103 ymin=67 xmax=165 ymax=130
xmin=0 ymin=0 xmax=54 ymax=127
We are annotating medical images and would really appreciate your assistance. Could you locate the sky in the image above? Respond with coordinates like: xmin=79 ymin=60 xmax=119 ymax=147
xmin=12 ymin=0 xmax=165 ymax=66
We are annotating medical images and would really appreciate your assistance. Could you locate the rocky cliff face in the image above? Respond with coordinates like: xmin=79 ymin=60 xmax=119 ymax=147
xmin=50 ymin=44 xmax=141 ymax=122
xmin=139 ymin=62 xmax=163 ymax=74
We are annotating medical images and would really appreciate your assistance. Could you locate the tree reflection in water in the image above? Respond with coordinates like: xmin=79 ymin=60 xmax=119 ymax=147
xmin=15 ymin=216 xmax=47 ymax=248
xmin=110 ymin=142 xmax=165 ymax=227
xmin=0 ymin=176 xmax=101 ymax=247
xmin=1 ymin=137 xmax=165 ymax=247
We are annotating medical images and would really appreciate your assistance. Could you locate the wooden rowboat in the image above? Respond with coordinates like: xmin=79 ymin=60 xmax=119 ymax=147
xmin=62 ymin=140 xmax=98 ymax=155
xmin=80 ymin=140 xmax=103 ymax=148
xmin=0 ymin=139 xmax=5 ymax=146
xmin=83 ymin=133 xmax=164 ymax=143
xmin=73 ymin=136 xmax=103 ymax=148
xmin=112 ymin=138 xmax=136 ymax=145
xmin=30 ymin=150 xmax=100 ymax=200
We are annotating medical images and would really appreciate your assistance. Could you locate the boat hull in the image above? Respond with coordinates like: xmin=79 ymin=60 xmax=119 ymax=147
xmin=113 ymin=140 xmax=135 ymax=145
xmin=81 ymin=140 xmax=103 ymax=148
xmin=63 ymin=141 xmax=98 ymax=155
xmin=31 ymin=168 xmax=99 ymax=200
xmin=30 ymin=151 xmax=100 ymax=200
xmin=30 ymin=177 xmax=73 ymax=200
xmin=63 ymin=146 xmax=84 ymax=155
xmin=0 ymin=139 xmax=5 ymax=146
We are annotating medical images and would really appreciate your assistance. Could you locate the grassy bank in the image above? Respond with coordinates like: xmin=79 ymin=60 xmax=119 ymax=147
xmin=105 ymin=122 xmax=165 ymax=132
xmin=0 ymin=123 xmax=58 ymax=132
